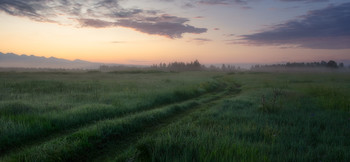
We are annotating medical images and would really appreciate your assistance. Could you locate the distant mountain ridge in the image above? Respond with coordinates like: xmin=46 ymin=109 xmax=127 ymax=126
xmin=1 ymin=52 xmax=349 ymax=70
xmin=0 ymin=52 xmax=110 ymax=69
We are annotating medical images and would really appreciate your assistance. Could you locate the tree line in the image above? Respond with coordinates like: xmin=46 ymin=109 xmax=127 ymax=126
xmin=252 ymin=60 xmax=345 ymax=69
xmin=151 ymin=60 xmax=240 ymax=72
xmin=99 ymin=60 xmax=348 ymax=72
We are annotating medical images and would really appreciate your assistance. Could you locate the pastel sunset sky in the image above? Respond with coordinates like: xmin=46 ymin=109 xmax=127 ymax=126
xmin=0 ymin=0 xmax=349 ymax=65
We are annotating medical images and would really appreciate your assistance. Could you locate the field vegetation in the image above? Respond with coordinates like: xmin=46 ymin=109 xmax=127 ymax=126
xmin=0 ymin=71 xmax=349 ymax=161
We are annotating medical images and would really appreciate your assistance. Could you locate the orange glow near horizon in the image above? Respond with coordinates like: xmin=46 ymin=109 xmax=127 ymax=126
xmin=1 ymin=13 xmax=350 ymax=66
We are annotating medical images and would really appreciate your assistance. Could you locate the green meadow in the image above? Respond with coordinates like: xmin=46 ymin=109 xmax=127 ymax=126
xmin=0 ymin=71 xmax=349 ymax=161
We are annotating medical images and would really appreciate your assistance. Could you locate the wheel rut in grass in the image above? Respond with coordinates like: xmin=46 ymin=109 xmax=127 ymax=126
xmin=0 ymin=86 xmax=225 ymax=157
xmin=1 ymin=87 xmax=237 ymax=161
xmin=91 ymin=87 xmax=241 ymax=162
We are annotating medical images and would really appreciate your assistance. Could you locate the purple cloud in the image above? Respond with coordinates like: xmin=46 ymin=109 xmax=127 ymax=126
xmin=0 ymin=0 xmax=207 ymax=38
xmin=199 ymin=0 xmax=247 ymax=5
xmin=240 ymin=3 xmax=350 ymax=49
xmin=117 ymin=19 xmax=207 ymax=38
xmin=198 ymin=0 xmax=327 ymax=5
xmin=172 ymin=0 xmax=328 ymax=9
xmin=77 ymin=19 xmax=114 ymax=28
xmin=193 ymin=38 xmax=212 ymax=42
xmin=279 ymin=0 xmax=328 ymax=2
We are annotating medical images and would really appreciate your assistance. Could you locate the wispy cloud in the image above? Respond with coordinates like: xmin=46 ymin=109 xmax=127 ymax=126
xmin=224 ymin=34 xmax=235 ymax=37
xmin=197 ymin=0 xmax=328 ymax=5
xmin=193 ymin=16 xmax=204 ymax=19
xmin=111 ymin=41 xmax=125 ymax=44
xmin=117 ymin=19 xmax=207 ymax=38
xmin=279 ymin=0 xmax=328 ymax=3
xmin=77 ymin=18 xmax=114 ymax=28
xmin=240 ymin=3 xmax=350 ymax=49
xmin=170 ymin=0 xmax=328 ymax=9
xmin=193 ymin=38 xmax=212 ymax=41
xmin=189 ymin=38 xmax=212 ymax=44
xmin=182 ymin=2 xmax=196 ymax=8
xmin=199 ymin=0 xmax=247 ymax=5
xmin=0 ymin=0 xmax=207 ymax=38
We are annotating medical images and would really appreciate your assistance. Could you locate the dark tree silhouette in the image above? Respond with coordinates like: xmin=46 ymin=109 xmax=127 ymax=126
xmin=327 ymin=60 xmax=338 ymax=68
xmin=251 ymin=60 xmax=343 ymax=70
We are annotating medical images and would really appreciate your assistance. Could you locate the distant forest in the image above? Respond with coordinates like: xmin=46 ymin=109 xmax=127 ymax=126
xmin=252 ymin=60 xmax=346 ymax=69
xmin=100 ymin=60 xmax=239 ymax=72
xmin=2 ymin=60 xmax=348 ymax=72
xmin=99 ymin=60 xmax=348 ymax=72
xmin=150 ymin=60 xmax=239 ymax=72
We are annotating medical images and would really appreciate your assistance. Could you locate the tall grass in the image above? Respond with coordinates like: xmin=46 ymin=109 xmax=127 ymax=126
xmin=115 ymin=72 xmax=350 ymax=162
xmin=1 ymin=71 xmax=349 ymax=161
xmin=0 ymin=72 xmax=224 ymax=154
xmin=306 ymin=85 xmax=350 ymax=112
xmin=4 ymin=98 xmax=211 ymax=161
xmin=117 ymin=97 xmax=349 ymax=162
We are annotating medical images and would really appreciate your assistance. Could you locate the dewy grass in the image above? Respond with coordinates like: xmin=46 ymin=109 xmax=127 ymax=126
xmin=0 ymin=85 xmax=220 ymax=154
xmin=114 ymin=72 xmax=350 ymax=162
xmin=306 ymin=85 xmax=350 ymax=111
xmin=0 ymin=101 xmax=35 ymax=115
xmin=259 ymin=88 xmax=286 ymax=113
xmin=118 ymin=97 xmax=349 ymax=162
xmin=3 ymin=100 xmax=202 ymax=162
xmin=1 ymin=71 xmax=349 ymax=161
xmin=0 ymin=72 xmax=223 ymax=154
xmin=116 ymin=98 xmax=267 ymax=162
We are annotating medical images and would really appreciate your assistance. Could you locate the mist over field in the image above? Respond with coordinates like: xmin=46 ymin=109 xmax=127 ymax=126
xmin=1 ymin=52 xmax=350 ymax=73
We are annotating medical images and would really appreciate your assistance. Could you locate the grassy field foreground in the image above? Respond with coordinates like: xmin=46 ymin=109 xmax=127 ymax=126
xmin=0 ymin=71 xmax=349 ymax=161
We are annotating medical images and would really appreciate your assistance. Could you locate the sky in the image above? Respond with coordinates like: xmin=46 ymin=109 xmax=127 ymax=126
xmin=0 ymin=0 xmax=349 ymax=65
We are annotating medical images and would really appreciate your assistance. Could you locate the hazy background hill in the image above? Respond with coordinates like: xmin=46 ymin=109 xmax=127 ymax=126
xmin=0 ymin=52 xmax=115 ymax=69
